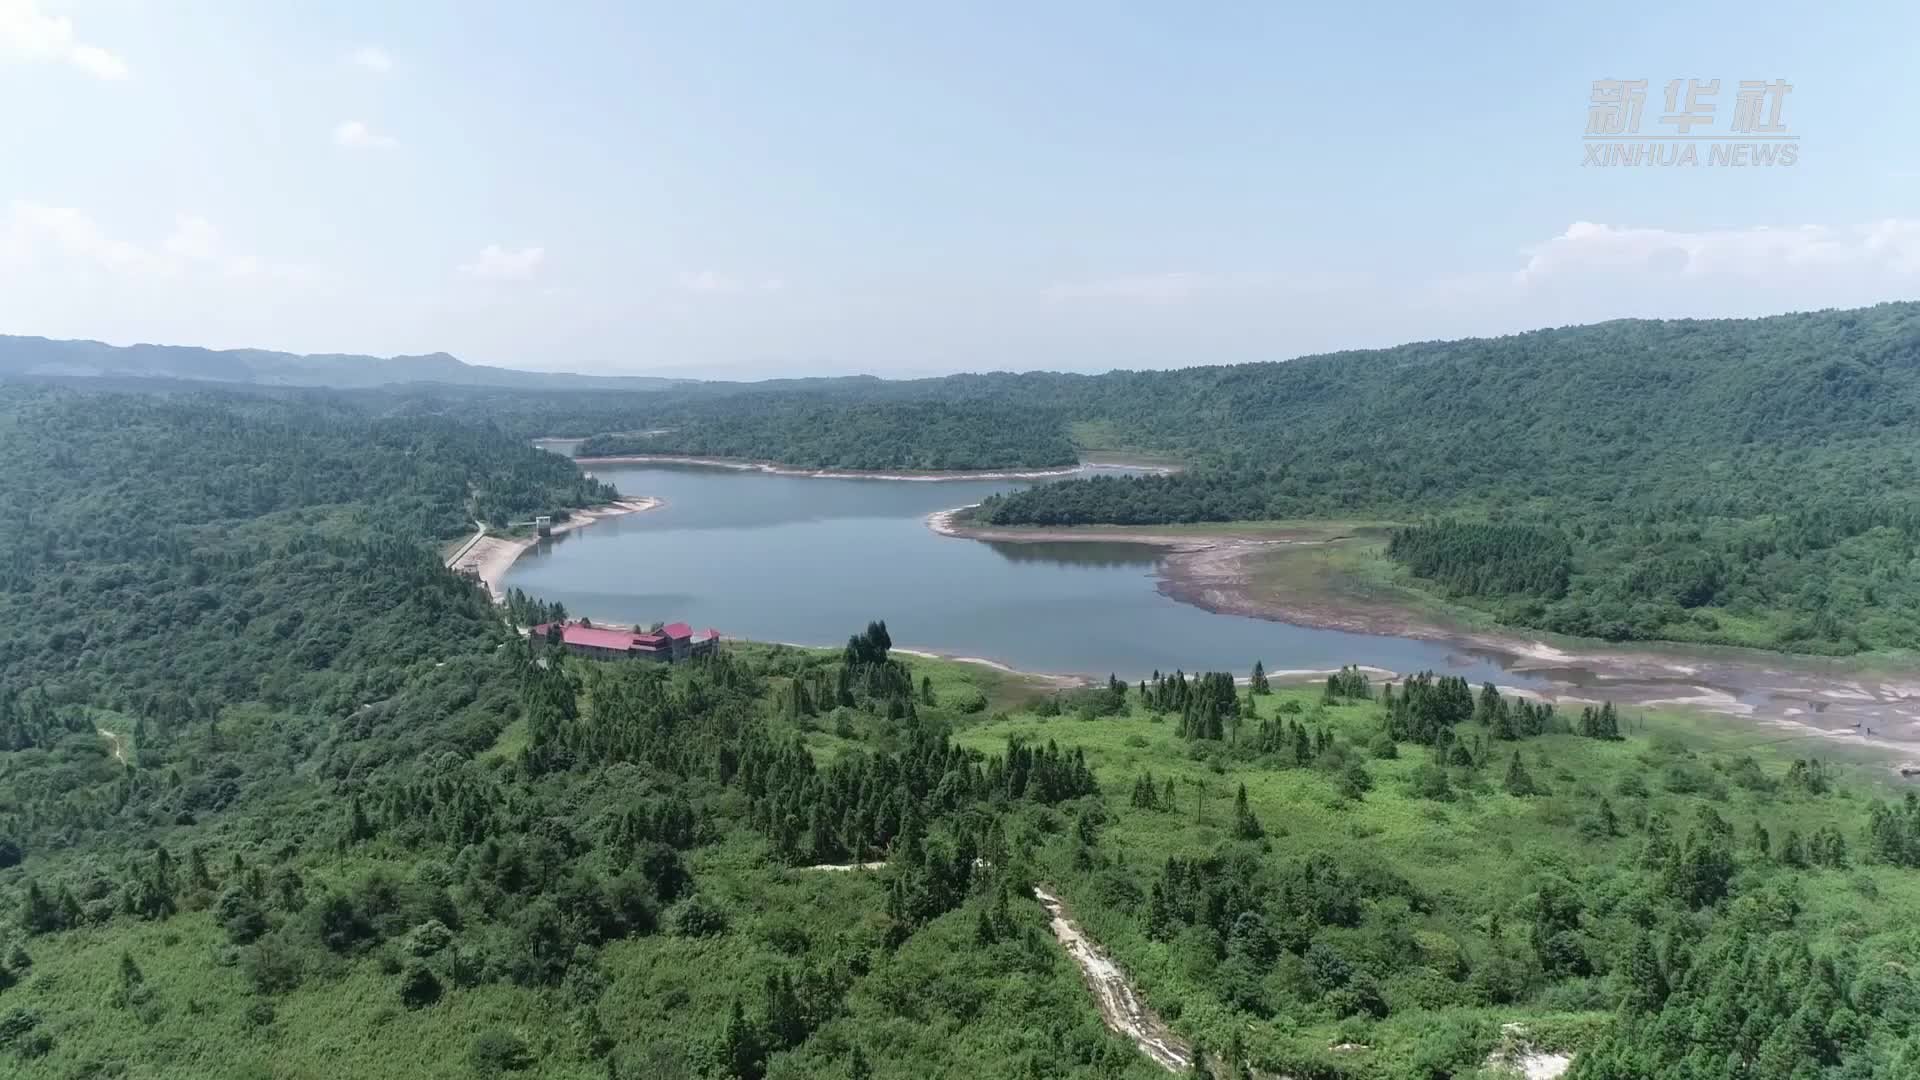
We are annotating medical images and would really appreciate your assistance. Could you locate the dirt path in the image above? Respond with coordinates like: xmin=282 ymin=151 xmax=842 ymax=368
xmin=1033 ymin=885 xmax=1194 ymax=1072
xmin=445 ymin=518 xmax=488 ymax=568
xmin=803 ymin=865 xmax=1196 ymax=1072
xmin=97 ymin=727 xmax=128 ymax=765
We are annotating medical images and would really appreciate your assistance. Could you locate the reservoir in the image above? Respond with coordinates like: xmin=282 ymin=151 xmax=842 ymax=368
xmin=501 ymin=462 xmax=1920 ymax=749
xmin=503 ymin=463 xmax=1525 ymax=680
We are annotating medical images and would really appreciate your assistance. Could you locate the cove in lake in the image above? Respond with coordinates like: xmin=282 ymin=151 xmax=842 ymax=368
xmin=509 ymin=463 xmax=1525 ymax=685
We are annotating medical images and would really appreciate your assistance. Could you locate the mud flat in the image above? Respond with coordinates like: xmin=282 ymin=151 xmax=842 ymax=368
xmin=930 ymin=507 xmax=1920 ymax=759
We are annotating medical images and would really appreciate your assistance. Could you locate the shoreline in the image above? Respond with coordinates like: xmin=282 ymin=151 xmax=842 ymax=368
xmin=447 ymin=497 xmax=662 ymax=602
xmin=889 ymin=646 xmax=1088 ymax=688
xmin=571 ymin=454 xmax=1175 ymax=483
xmin=926 ymin=505 xmax=1920 ymax=763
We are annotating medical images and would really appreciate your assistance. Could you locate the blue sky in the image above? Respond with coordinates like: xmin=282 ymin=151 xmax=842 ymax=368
xmin=2 ymin=1 xmax=1917 ymax=377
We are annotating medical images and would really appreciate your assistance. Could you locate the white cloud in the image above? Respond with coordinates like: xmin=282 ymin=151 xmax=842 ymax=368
xmin=164 ymin=214 xmax=219 ymax=261
xmin=347 ymin=45 xmax=393 ymax=72
xmin=677 ymin=271 xmax=785 ymax=294
xmin=1 ymin=202 xmax=315 ymax=283
xmin=1515 ymin=220 xmax=1920 ymax=283
xmin=333 ymin=120 xmax=398 ymax=149
xmin=1 ymin=201 xmax=161 ymax=274
xmin=1043 ymin=270 xmax=1368 ymax=304
xmin=459 ymin=245 xmax=545 ymax=281
xmin=1414 ymin=218 xmax=1920 ymax=335
xmin=0 ymin=0 xmax=129 ymax=79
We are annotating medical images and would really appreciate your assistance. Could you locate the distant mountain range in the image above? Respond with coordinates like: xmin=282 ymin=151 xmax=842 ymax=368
xmin=0 ymin=335 xmax=693 ymax=391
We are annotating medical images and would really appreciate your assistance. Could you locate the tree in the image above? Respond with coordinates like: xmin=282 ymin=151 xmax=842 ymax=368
xmin=1503 ymin=751 xmax=1539 ymax=797
xmin=1619 ymin=930 xmax=1666 ymax=1013
xmin=722 ymin=998 xmax=764 ymax=1080
xmin=216 ymin=885 xmax=268 ymax=944
xmin=1231 ymin=784 xmax=1263 ymax=841
xmin=399 ymin=961 xmax=442 ymax=1009
xmin=118 ymin=950 xmax=144 ymax=992
xmin=469 ymin=1030 xmax=533 ymax=1075
xmin=1250 ymin=661 xmax=1270 ymax=695
xmin=763 ymin=971 xmax=807 ymax=1051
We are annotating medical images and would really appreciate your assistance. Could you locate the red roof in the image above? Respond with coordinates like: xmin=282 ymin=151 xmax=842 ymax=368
xmin=562 ymin=624 xmax=647 ymax=651
xmin=536 ymin=620 xmax=715 ymax=654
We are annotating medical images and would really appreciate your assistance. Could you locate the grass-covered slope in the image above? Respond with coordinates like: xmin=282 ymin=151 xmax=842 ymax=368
xmin=946 ymin=673 xmax=1920 ymax=1078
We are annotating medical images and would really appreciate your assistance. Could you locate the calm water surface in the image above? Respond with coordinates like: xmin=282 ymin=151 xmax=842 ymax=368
xmin=505 ymin=464 xmax=1521 ymax=683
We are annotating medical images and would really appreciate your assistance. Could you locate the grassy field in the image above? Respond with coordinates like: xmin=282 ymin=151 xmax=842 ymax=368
xmin=12 ymin=643 xmax=1917 ymax=1080
xmin=932 ymin=667 xmax=1919 ymax=1076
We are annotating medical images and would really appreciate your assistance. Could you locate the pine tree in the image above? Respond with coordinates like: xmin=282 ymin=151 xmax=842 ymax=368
xmin=1619 ymin=930 xmax=1666 ymax=1013
xmin=1503 ymin=751 xmax=1537 ymax=797
xmin=1597 ymin=797 xmax=1619 ymax=837
xmin=347 ymin=796 xmax=374 ymax=845
xmin=764 ymin=971 xmax=806 ymax=1050
xmin=119 ymin=950 xmax=144 ymax=990
xmin=723 ymin=999 xmax=764 ymax=1080
xmin=187 ymin=846 xmax=213 ymax=892
xmin=1231 ymin=784 xmax=1263 ymax=840
xmin=975 ymin=906 xmax=997 ymax=947
xmin=1250 ymin=661 xmax=1270 ymax=695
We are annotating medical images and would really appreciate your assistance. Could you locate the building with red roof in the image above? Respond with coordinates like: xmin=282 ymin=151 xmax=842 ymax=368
xmin=530 ymin=619 xmax=720 ymax=662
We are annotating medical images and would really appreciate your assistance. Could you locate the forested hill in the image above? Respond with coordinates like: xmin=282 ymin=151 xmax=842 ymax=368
xmin=0 ymin=385 xmax=611 ymax=707
xmin=0 ymin=335 xmax=690 ymax=392
xmin=973 ymin=303 xmax=1920 ymax=654
xmin=575 ymin=399 xmax=1079 ymax=471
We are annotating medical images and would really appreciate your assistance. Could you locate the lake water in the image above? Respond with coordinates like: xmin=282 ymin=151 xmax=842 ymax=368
xmin=503 ymin=461 xmax=1920 ymax=750
xmin=505 ymin=463 xmax=1528 ymax=683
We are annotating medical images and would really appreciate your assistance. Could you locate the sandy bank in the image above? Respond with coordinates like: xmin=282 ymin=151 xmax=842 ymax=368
xmin=574 ymin=455 xmax=1173 ymax=483
xmin=447 ymin=497 xmax=662 ymax=602
xmin=889 ymin=646 xmax=1088 ymax=688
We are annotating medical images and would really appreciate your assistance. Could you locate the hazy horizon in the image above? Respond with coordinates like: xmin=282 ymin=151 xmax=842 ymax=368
xmin=6 ymin=1 xmax=1919 ymax=378
xmin=9 ymin=296 xmax=1914 ymax=384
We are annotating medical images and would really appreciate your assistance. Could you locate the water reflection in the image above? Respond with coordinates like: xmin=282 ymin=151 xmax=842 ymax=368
xmin=983 ymin=540 xmax=1165 ymax=568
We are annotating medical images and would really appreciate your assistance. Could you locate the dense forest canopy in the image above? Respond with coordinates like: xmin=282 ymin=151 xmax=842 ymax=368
xmin=0 ymin=386 xmax=612 ymax=712
xmin=574 ymin=399 xmax=1078 ymax=471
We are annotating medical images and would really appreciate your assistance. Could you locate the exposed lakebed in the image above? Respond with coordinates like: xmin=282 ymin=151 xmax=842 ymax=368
xmin=504 ymin=462 xmax=1920 ymax=760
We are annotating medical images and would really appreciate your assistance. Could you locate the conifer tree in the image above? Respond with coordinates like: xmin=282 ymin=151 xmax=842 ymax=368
xmin=1503 ymin=751 xmax=1537 ymax=797
xmin=1231 ymin=783 xmax=1263 ymax=840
